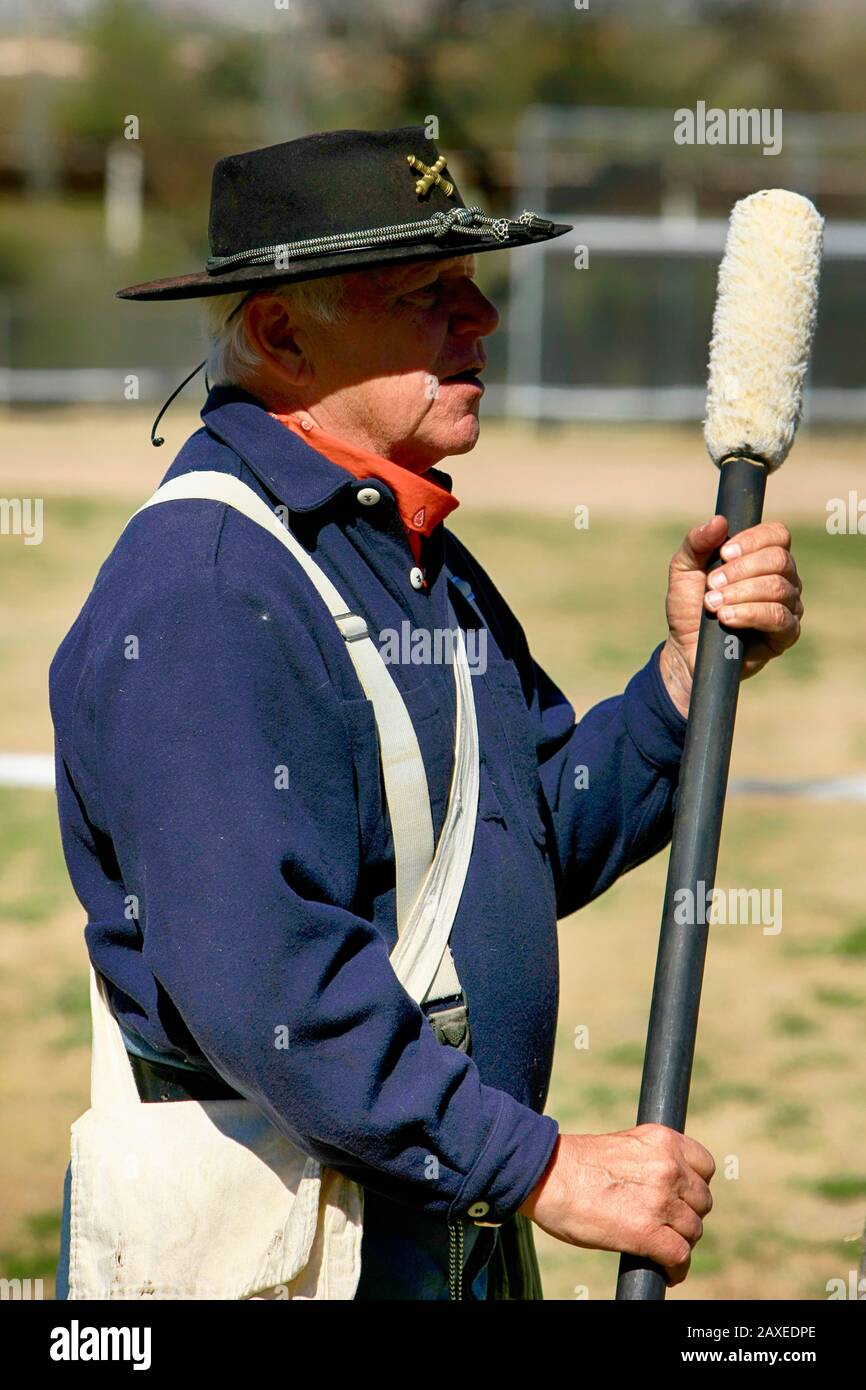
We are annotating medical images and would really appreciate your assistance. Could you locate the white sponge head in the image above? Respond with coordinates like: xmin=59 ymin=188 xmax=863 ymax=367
xmin=704 ymin=188 xmax=824 ymax=471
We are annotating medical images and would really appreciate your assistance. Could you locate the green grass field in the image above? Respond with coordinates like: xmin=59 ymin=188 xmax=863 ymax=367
xmin=2 ymin=425 xmax=865 ymax=1301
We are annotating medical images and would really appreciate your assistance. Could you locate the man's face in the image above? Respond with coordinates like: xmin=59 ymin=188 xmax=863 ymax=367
xmin=285 ymin=255 xmax=500 ymax=471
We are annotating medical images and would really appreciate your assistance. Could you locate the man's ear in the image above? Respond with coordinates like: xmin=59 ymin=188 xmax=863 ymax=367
xmin=242 ymin=294 xmax=314 ymax=387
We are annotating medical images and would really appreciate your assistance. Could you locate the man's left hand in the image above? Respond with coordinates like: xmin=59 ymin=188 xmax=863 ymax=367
xmin=659 ymin=514 xmax=804 ymax=720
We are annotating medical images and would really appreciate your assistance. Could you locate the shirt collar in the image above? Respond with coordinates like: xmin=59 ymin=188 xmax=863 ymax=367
xmin=267 ymin=410 xmax=459 ymax=538
xmin=199 ymin=384 xmax=458 ymax=528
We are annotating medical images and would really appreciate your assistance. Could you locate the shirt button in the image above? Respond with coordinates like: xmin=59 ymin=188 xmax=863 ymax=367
xmin=357 ymin=487 xmax=381 ymax=507
xmin=409 ymin=566 xmax=425 ymax=590
xmin=467 ymin=1200 xmax=490 ymax=1218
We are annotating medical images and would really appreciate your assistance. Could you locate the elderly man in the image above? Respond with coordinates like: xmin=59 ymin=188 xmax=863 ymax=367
xmin=50 ymin=126 xmax=803 ymax=1301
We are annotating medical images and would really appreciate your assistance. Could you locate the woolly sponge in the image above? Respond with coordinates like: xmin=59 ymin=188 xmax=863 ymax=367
xmin=704 ymin=189 xmax=824 ymax=471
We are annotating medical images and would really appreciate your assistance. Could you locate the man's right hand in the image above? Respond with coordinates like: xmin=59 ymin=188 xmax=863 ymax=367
xmin=517 ymin=1125 xmax=715 ymax=1287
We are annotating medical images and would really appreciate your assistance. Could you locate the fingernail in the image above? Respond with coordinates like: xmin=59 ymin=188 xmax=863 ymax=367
xmin=705 ymin=590 xmax=724 ymax=609
xmin=719 ymin=606 xmax=735 ymax=622
xmin=708 ymin=571 xmax=727 ymax=589
xmin=720 ymin=542 xmax=741 ymax=560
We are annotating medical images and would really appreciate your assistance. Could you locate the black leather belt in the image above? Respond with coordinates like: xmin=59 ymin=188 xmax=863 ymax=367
xmin=127 ymin=1052 xmax=243 ymax=1103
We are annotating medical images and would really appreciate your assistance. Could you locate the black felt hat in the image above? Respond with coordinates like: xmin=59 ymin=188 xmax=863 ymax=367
xmin=116 ymin=124 xmax=572 ymax=301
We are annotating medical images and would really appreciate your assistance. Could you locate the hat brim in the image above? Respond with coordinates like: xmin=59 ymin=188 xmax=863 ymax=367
xmin=115 ymin=222 xmax=573 ymax=301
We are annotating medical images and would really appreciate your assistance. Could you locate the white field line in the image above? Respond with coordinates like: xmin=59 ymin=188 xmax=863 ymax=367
xmin=0 ymin=753 xmax=56 ymax=789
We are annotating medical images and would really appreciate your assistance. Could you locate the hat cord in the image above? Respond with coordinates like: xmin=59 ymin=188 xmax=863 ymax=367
xmin=205 ymin=208 xmax=552 ymax=274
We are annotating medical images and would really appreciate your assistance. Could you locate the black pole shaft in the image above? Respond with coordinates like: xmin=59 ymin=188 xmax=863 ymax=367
xmin=616 ymin=455 xmax=768 ymax=1302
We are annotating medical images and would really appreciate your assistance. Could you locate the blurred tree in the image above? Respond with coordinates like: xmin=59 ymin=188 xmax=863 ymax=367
xmin=58 ymin=0 xmax=210 ymax=204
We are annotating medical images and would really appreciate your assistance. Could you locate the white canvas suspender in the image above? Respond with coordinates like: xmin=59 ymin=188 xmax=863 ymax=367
xmin=127 ymin=470 xmax=478 ymax=1009
xmin=388 ymin=591 xmax=479 ymax=1003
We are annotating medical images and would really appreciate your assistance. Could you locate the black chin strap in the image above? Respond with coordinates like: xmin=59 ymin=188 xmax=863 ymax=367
xmin=150 ymin=360 xmax=210 ymax=447
xmin=149 ymin=290 xmax=256 ymax=446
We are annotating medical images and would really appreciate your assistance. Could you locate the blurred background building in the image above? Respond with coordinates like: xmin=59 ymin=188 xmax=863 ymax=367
xmin=0 ymin=0 xmax=864 ymax=420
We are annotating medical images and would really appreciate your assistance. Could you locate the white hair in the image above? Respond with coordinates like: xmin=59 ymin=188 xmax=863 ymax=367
xmin=201 ymin=275 xmax=349 ymax=388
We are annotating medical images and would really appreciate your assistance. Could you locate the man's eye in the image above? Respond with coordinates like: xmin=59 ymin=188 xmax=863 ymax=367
xmin=402 ymin=284 xmax=438 ymax=304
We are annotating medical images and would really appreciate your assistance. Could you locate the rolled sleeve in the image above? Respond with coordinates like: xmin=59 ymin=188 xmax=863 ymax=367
xmin=449 ymin=1091 xmax=559 ymax=1225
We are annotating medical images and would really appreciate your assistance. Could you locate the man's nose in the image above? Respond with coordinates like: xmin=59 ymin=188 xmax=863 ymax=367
xmin=451 ymin=281 xmax=500 ymax=337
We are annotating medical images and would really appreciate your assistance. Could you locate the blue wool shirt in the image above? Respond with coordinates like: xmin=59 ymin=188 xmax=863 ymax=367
xmin=49 ymin=384 xmax=688 ymax=1231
